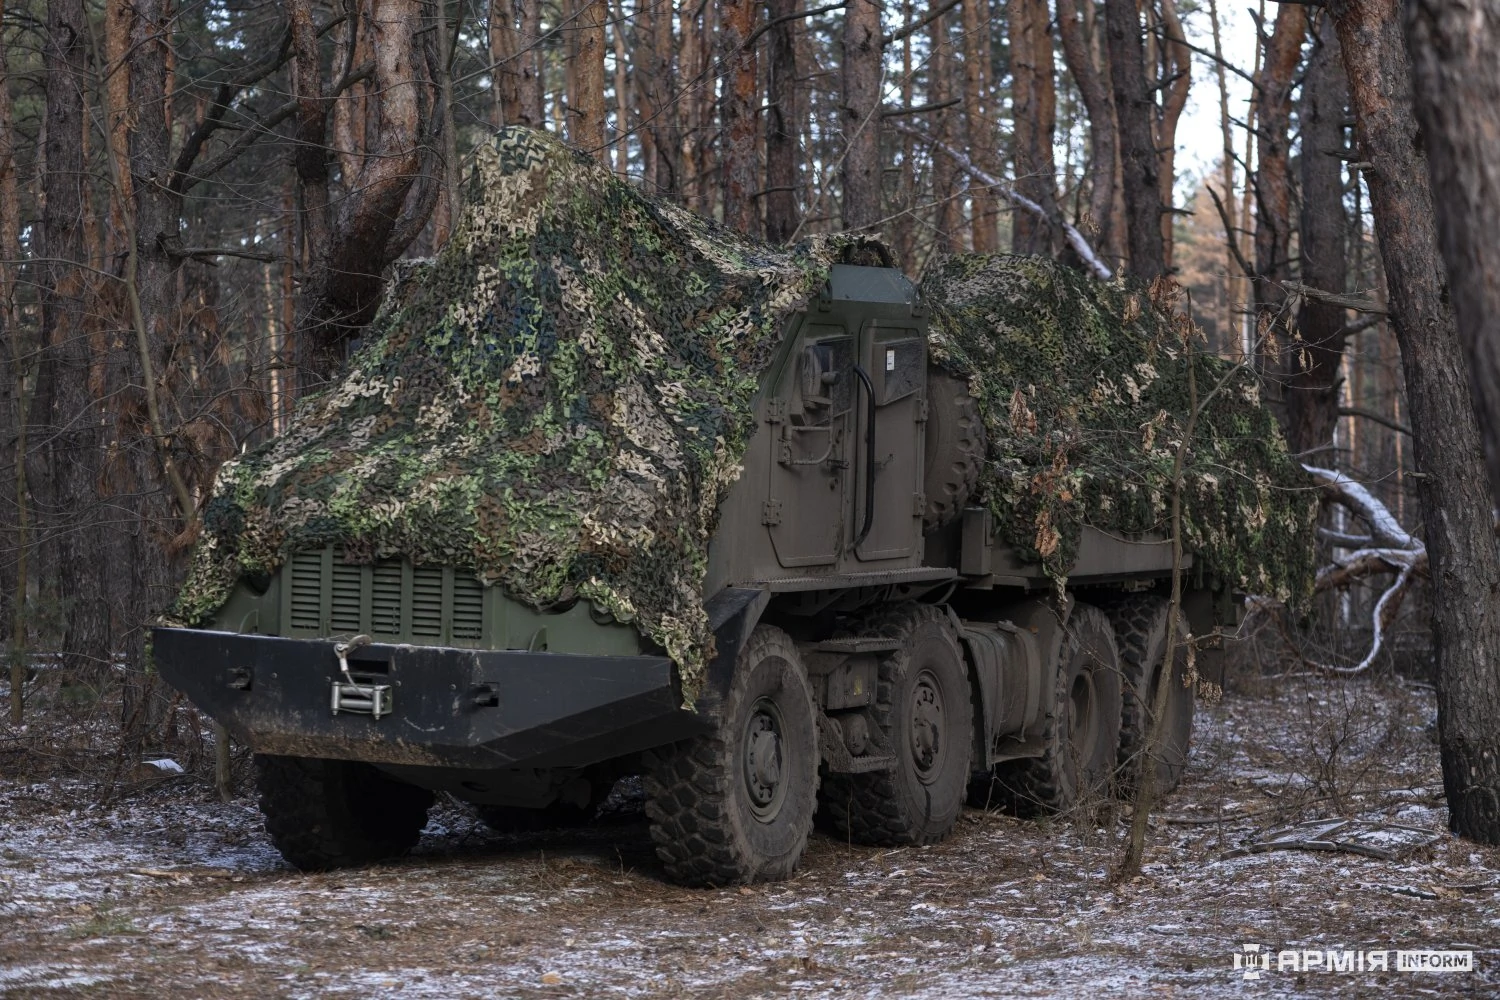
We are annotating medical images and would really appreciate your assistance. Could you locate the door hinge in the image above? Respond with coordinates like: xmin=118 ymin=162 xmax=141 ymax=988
xmin=913 ymin=492 xmax=926 ymax=516
xmin=766 ymin=397 xmax=787 ymax=423
xmin=917 ymin=396 xmax=929 ymax=422
xmin=762 ymin=499 xmax=783 ymax=526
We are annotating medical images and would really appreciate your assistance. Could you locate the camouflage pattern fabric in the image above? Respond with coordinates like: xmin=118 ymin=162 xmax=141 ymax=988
xmin=170 ymin=127 xmax=884 ymax=700
xmin=922 ymin=254 xmax=1318 ymax=606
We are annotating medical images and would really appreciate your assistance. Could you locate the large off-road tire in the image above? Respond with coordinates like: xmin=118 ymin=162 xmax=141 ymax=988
xmin=643 ymin=626 xmax=819 ymax=887
xmin=1104 ymin=594 xmax=1195 ymax=795
xmin=254 ymin=754 xmax=433 ymax=870
xmin=992 ymin=603 xmax=1122 ymax=816
xmin=821 ymin=604 xmax=974 ymax=845
xmin=923 ymin=369 xmax=987 ymax=530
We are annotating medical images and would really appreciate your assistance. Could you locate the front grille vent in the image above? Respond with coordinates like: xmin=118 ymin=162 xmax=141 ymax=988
xmin=329 ymin=560 xmax=362 ymax=634
xmin=288 ymin=550 xmax=322 ymax=631
xmin=452 ymin=575 xmax=484 ymax=640
xmin=411 ymin=566 xmax=444 ymax=638
xmin=283 ymin=547 xmax=486 ymax=645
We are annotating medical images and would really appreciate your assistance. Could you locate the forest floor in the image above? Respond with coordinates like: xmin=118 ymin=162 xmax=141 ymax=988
xmin=2 ymin=669 xmax=1498 ymax=999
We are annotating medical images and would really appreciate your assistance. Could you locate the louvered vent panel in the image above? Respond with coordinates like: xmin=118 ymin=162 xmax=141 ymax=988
xmin=410 ymin=566 xmax=444 ymax=638
xmin=289 ymin=550 xmax=323 ymax=631
xmin=370 ymin=560 xmax=403 ymax=636
xmin=451 ymin=574 xmax=484 ymax=641
xmin=329 ymin=558 xmax=362 ymax=633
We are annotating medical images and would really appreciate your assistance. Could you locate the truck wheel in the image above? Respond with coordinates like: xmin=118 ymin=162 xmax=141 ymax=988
xmin=821 ymin=604 xmax=973 ymax=845
xmin=993 ymin=603 xmax=1122 ymax=816
xmin=643 ymin=626 xmax=818 ymax=887
xmin=254 ymin=754 xmax=433 ymax=870
xmin=1104 ymin=595 xmax=1195 ymax=795
xmin=923 ymin=369 xmax=987 ymax=530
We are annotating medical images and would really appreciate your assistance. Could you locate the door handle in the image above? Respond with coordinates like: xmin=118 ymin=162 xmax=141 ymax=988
xmin=851 ymin=364 xmax=877 ymax=548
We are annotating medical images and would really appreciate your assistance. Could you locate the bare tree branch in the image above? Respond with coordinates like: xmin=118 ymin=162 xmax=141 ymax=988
xmin=891 ymin=122 xmax=1113 ymax=280
xmin=1283 ymin=280 xmax=1387 ymax=315
xmin=1338 ymin=405 xmax=1412 ymax=437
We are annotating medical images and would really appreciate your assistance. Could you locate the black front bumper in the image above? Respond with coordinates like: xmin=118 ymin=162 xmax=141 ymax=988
xmin=151 ymin=628 xmax=708 ymax=769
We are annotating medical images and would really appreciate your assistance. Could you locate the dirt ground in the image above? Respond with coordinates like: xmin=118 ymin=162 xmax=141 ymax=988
xmin=2 ymin=671 xmax=1498 ymax=999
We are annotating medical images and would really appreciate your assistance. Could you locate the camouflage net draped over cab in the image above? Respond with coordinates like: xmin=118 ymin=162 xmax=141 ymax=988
xmin=921 ymin=254 xmax=1318 ymax=606
xmin=172 ymin=127 xmax=884 ymax=699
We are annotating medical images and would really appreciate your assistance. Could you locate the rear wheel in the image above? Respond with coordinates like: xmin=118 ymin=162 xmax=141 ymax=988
xmin=992 ymin=603 xmax=1122 ymax=816
xmin=1104 ymin=595 xmax=1195 ymax=795
xmin=821 ymin=604 xmax=973 ymax=845
xmin=254 ymin=754 xmax=433 ymax=870
xmin=644 ymin=626 xmax=819 ymax=887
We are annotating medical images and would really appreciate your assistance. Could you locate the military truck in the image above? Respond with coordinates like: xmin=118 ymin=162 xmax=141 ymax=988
xmin=154 ymin=129 xmax=1307 ymax=887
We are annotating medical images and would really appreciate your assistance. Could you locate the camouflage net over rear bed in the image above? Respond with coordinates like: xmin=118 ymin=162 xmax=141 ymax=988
xmin=922 ymin=254 xmax=1317 ymax=606
xmin=170 ymin=127 xmax=885 ymax=699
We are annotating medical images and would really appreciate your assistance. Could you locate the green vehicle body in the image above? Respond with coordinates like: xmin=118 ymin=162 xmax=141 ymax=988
xmin=153 ymin=262 xmax=1224 ymax=881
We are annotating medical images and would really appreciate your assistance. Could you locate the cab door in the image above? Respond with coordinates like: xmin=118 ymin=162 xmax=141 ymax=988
xmin=849 ymin=322 xmax=926 ymax=562
xmin=764 ymin=323 xmax=854 ymax=567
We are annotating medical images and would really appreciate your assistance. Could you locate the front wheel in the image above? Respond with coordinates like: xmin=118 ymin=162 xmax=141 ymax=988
xmin=255 ymin=754 xmax=433 ymax=870
xmin=644 ymin=626 xmax=819 ymax=887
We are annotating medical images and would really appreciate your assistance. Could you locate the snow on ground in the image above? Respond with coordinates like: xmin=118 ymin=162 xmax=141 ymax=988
xmin=2 ymin=674 xmax=1498 ymax=998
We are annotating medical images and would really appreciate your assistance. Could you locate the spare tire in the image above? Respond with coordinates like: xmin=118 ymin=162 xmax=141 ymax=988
xmin=923 ymin=368 xmax=987 ymax=530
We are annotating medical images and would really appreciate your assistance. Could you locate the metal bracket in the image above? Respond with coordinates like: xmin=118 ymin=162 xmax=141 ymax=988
xmin=330 ymin=634 xmax=392 ymax=719
xmin=761 ymin=499 xmax=783 ymax=526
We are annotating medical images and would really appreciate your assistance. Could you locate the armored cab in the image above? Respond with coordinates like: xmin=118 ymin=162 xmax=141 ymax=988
xmin=153 ymin=129 xmax=1311 ymax=885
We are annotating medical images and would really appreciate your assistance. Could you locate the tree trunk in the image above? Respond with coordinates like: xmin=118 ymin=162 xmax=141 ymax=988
xmin=1010 ymin=0 xmax=1058 ymax=256
xmin=435 ymin=0 xmax=463 ymax=243
xmin=764 ymin=0 xmax=800 ymax=242
xmin=893 ymin=0 xmax=917 ymax=263
xmin=1057 ymin=0 xmax=1119 ymax=269
xmin=638 ymin=0 xmax=679 ymax=194
xmin=1 ymin=4 xmax=27 ymax=721
xmin=1329 ymin=0 xmax=1500 ymax=845
xmin=928 ymin=8 xmax=961 ymax=250
xmin=491 ymin=0 xmax=524 ymax=126
xmin=841 ymin=0 xmax=883 ymax=231
xmin=290 ymin=0 xmax=440 ymax=389
xmin=569 ymin=0 xmax=608 ymax=156
xmin=1103 ymin=0 xmax=1164 ymax=278
xmin=1287 ymin=15 xmax=1349 ymax=454
xmin=1155 ymin=0 xmax=1191 ymax=268
xmin=1251 ymin=2 xmax=1306 ymax=364
xmin=719 ymin=0 xmax=759 ymax=232
xmin=961 ymin=0 xmax=998 ymax=252
xmin=609 ymin=0 xmax=631 ymax=178
xmin=117 ymin=0 xmax=187 ymax=746
xmin=679 ymin=3 xmax=704 ymax=211
xmin=35 ymin=0 xmax=109 ymax=677
xmin=1405 ymin=0 xmax=1500 ymax=503
xmin=1208 ymin=0 xmax=1239 ymax=351
xmin=518 ymin=0 xmax=545 ymax=127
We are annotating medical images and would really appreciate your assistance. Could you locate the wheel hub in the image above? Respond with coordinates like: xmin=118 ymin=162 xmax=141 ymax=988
xmin=743 ymin=700 xmax=788 ymax=821
xmin=910 ymin=671 xmax=945 ymax=783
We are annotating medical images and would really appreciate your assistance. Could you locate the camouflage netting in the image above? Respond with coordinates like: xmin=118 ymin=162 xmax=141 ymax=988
xmin=921 ymin=253 xmax=1318 ymax=607
xmin=170 ymin=126 xmax=885 ymax=699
